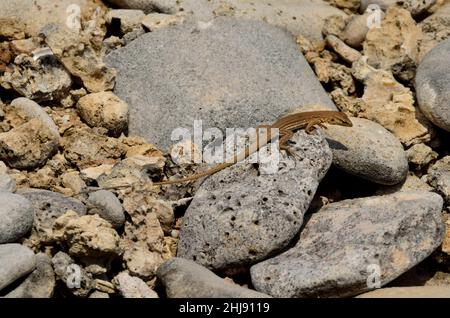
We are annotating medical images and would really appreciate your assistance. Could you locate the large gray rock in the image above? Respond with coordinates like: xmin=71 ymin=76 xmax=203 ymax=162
xmin=0 ymin=244 xmax=36 ymax=292
xmin=324 ymin=117 xmax=408 ymax=185
xmin=251 ymin=191 xmax=444 ymax=298
xmin=17 ymin=189 xmax=86 ymax=243
xmin=415 ymin=39 xmax=450 ymax=132
xmin=5 ymin=254 xmax=55 ymax=298
xmin=0 ymin=192 xmax=34 ymax=243
xmin=106 ymin=17 xmax=336 ymax=151
xmin=427 ymin=156 xmax=450 ymax=204
xmin=177 ymin=130 xmax=332 ymax=271
xmin=157 ymin=257 xmax=270 ymax=298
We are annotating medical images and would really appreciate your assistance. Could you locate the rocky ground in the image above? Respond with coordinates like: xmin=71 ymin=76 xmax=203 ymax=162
xmin=1 ymin=0 xmax=450 ymax=298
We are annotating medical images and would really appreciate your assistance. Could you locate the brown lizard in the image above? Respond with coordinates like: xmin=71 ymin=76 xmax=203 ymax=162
xmin=153 ymin=110 xmax=352 ymax=186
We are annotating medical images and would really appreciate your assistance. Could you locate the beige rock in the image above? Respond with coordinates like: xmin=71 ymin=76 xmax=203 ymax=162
xmin=42 ymin=24 xmax=116 ymax=93
xmin=113 ymin=272 xmax=159 ymax=298
xmin=77 ymin=91 xmax=129 ymax=136
xmin=9 ymin=38 xmax=40 ymax=55
xmin=80 ymin=164 xmax=114 ymax=182
xmin=375 ymin=172 xmax=433 ymax=195
xmin=406 ymin=143 xmax=438 ymax=168
xmin=311 ymin=55 xmax=355 ymax=94
xmin=62 ymin=127 xmax=125 ymax=169
xmin=341 ymin=10 xmax=385 ymax=48
xmin=53 ymin=210 xmax=121 ymax=259
xmin=0 ymin=43 xmax=12 ymax=73
xmin=60 ymin=171 xmax=87 ymax=195
xmin=0 ymin=118 xmax=59 ymax=169
xmin=122 ymin=245 xmax=163 ymax=279
xmin=363 ymin=7 xmax=422 ymax=81
xmin=419 ymin=1 xmax=450 ymax=60
xmin=441 ymin=218 xmax=450 ymax=254
xmin=352 ymin=58 xmax=431 ymax=146
xmin=330 ymin=88 xmax=365 ymax=116
xmin=326 ymin=0 xmax=360 ymax=11
xmin=142 ymin=13 xmax=184 ymax=31
xmin=356 ymin=286 xmax=450 ymax=298
xmin=0 ymin=17 xmax=26 ymax=40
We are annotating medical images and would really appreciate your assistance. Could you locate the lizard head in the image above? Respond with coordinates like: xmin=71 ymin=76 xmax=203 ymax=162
xmin=327 ymin=112 xmax=353 ymax=127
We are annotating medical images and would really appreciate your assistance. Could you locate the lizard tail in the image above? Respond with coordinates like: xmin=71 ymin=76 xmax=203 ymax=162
xmin=153 ymin=163 xmax=232 ymax=185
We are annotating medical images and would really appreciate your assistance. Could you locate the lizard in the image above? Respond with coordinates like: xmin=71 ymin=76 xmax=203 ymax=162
xmin=152 ymin=110 xmax=353 ymax=186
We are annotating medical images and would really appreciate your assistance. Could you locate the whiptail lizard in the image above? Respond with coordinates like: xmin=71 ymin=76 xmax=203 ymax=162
xmin=79 ymin=110 xmax=352 ymax=193
xmin=152 ymin=110 xmax=352 ymax=186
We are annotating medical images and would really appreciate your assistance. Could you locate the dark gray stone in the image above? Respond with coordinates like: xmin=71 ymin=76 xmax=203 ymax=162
xmin=0 ymin=244 xmax=36 ymax=291
xmin=324 ymin=117 xmax=408 ymax=185
xmin=87 ymin=190 xmax=125 ymax=229
xmin=177 ymin=130 xmax=332 ymax=271
xmin=0 ymin=192 xmax=34 ymax=243
xmin=251 ymin=191 xmax=444 ymax=298
xmin=415 ymin=38 xmax=450 ymax=132
xmin=106 ymin=17 xmax=336 ymax=151
xmin=157 ymin=257 xmax=270 ymax=298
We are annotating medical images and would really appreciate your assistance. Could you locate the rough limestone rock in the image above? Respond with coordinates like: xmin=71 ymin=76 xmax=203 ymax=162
xmin=5 ymin=254 xmax=55 ymax=298
xmin=157 ymin=257 xmax=271 ymax=298
xmin=113 ymin=272 xmax=158 ymax=298
xmin=251 ymin=191 xmax=444 ymax=298
xmin=415 ymin=38 xmax=450 ymax=132
xmin=418 ymin=2 xmax=450 ymax=60
xmin=177 ymin=130 xmax=332 ymax=271
xmin=324 ymin=117 xmax=408 ymax=185
xmin=106 ymin=17 xmax=336 ymax=150
xmin=0 ymin=244 xmax=36 ymax=292
xmin=0 ymin=192 xmax=34 ymax=244
xmin=427 ymin=156 xmax=450 ymax=204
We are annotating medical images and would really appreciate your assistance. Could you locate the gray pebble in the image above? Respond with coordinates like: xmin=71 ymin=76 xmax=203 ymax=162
xmin=251 ymin=191 xmax=444 ymax=297
xmin=415 ymin=39 xmax=450 ymax=132
xmin=157 ymin=257 xmax=270 ymax=298
xmin=0 ymin=192 xmax=34 ymax=243
xmin=5 ymin=253 xmax=55 ymax=298
xmin=0 ymin=243 xmax=36 ymax=291
xmin=177 ymin=130 xmax=332 ymax=271
xmin=87 ymin=190 xmax=125 ymax=229
xmin=106 ymin=17 xmax=336 ymax=151
xmin=324 ymin=117 xmax=408 ymax=185
xmin=0 ymin=174 xmax=16 ymax=192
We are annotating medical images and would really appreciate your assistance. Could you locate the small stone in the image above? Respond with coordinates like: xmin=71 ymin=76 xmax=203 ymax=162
xmin=341 ymin=10 xmax=384 ymax=49
xmin=0 ymin=243 xmax=36 ymax=292
xmin=88 ymin=190 xmax=126 ymax=229
xmin=415 ymin=38 xmax=450 ymax=132
xmin=406 ymin=143 xmax=438 ymax=168
xmin=142 ymin=13 xmax=184 ymax=31
xmin=0 ymin=118 xmax=59 ymax=170
xmin=251 ymin=191 xmax=444 ymax=297
xmin=106 ymin=9 xmax=146 ymax=34
xmin=113 ymin=272 xmax=158 ymax=298
xmin=51 ymin=251 xmax=94 ymax=297
xmin=60 ymin=171 xmax=87 ymax=195
xmin=0 ymin=192 xmax=34 ymax=244
xmin=4 ymin=253 xmax=55 ymax=298
xmin=157 ymin=257 xmax=270 ymax=298
xmin=80 ymin=164 xmax=114 ymax=183
xmin=10 ymin=97 xmax=60 ymax=139
xmin=77 ymin=92 xmax=129 ymax=137
xmin=326 ymin=34 xmax=362 ymax=63
xmin=62 ymin=127 xmax=125 ymax=169
xmin=324 ymin=117 xmax=408 ymax=185
xmin=356 ymin=286 xmax=450 ymax=298
xmin=104 ymin=0 xmax=172 ymax=13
